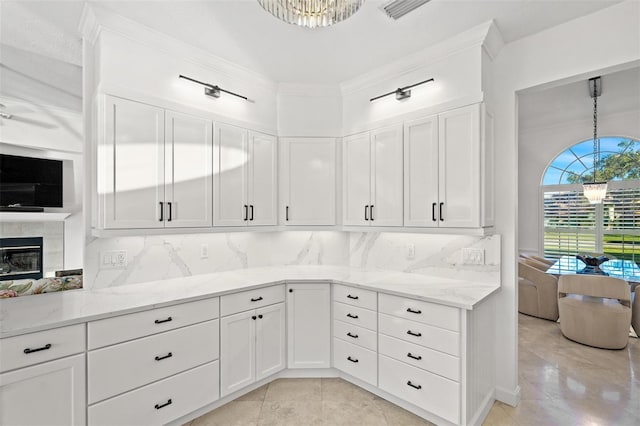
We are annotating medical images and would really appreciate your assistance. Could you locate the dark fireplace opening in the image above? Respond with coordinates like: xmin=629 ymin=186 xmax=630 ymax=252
xmin=0 ymin=237 xmax=44 ymax=281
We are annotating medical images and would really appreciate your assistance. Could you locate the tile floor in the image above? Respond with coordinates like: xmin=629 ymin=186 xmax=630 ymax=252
xmin=187 ymin=314 xmax=639 ymax=425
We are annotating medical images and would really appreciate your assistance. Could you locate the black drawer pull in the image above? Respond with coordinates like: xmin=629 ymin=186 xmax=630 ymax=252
xmin=346 ymin=313 xmax=359 ymax=319
xmin=252 ymin=315 xmax=257 ymax=320
xmin=167 ymin=202 xmax=172 ymax=222
xmin=347 ymin=356 xmax=359 ymax=363
xmin=406 ymin=308 xmax=422 ymax=314
xmin=154 ymin=317 xmax=173 ymax=324
xmin=407 ymin=330 xmax=422 ymax=337
xmin=155 ymin=399 xmax=172 ymax=410
xmin=407 ymin=352 xmax=422 ymax=361
xmin=24 ymin=343 xmax=52 ymax=354
xmin=258 ymin=314 xmax=263 ymax=319
xmin=346 ymin=332 xmax=358 ymax=339
xmin=346 ymin=294 xmax=359 ymax=300
xmin=432 ymin=202 xmax=437 ymax=222
xmin=407 ymin=381 xmax=422 ymax=390
xmin=154 ymin=352 xmax=173 ymax=361
xmin=251 ymin=296 xmax=263 ymax=302
xmin=439 ymin=202 xmax=444 ymax=221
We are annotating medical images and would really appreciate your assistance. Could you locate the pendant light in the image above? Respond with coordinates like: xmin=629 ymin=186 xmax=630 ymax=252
xmin=583 ymin=76 xmax=608 ymax=204
xmin=257 ymin=0 xmax=365 ymax=28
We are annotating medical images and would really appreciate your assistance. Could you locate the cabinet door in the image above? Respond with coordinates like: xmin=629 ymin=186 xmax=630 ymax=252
xmin=214 ymin=123 xmax=248 ymax=226
xmin=371 ymin=124 xmax=404 ymax=226
xmin=286 ymin=283 xmax=331 ymax=368
xmin=343 ymin=132 xmax=371 ymax=226
xmin=165 ymin=111 xmax=213 ymax=228
xmin=438 ymin=104 xmax=480 ymax=228
xmin=404 ymin=116 xmax=439 ymax=227
xmin=248 ymin=131 xmax=277 ymax=226
xmin=220 ymin=311 xmax=255 ymax=396
xmin=281 ymin=138 xmax=336 ymax=225
xmin=0 ymin=354 xmax=85 ymax=426
xmin=102 ymin=96 xmax=164 ymax=229
xmin=255 ymin=303 xmax=286 ymax=381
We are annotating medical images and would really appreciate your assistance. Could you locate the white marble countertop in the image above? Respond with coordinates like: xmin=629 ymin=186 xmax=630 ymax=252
xmin=0 ymin=266 xmax=500 ymax=338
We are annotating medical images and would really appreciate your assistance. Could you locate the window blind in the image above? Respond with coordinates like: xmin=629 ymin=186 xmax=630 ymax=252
xmin=543 ymin=190 xmax=596 ymax=259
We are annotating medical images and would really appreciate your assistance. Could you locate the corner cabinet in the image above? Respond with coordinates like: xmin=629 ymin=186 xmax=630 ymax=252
xmin=404 ymin=103 xmax=494 ymax=228
xmin=343 ymin=124 xmax=403 ymax=226
xmin=214 ymin=123 xmax=277 ymax=227
xmin=99 ymin=96 xmax=213 ymax=229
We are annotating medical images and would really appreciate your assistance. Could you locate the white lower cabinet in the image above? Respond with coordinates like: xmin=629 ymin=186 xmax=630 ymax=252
xmin=220 ymin=302 xmax=286 ymax=396
xmin=333 ymin=338 xmax=377 ymax=386
xmin=0 ymin=354 xmax=86 ymax=426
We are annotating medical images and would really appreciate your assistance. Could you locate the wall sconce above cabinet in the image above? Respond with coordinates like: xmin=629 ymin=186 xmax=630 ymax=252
xmin=179 ymin=75 xmax=249 ymax=101
xmin=370 ymin=78 xmax=434 ymax=102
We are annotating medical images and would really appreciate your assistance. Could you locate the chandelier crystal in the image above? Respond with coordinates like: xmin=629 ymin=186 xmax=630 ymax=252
xmin=257 ymin=0 xmax=365 ymax=28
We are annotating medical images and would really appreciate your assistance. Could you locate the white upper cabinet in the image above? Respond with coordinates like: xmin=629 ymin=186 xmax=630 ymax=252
xmin=101 ymin=96 xmax=213 ymax=230
xmin=343 ymin=125 xmax=403 ymax=226
xmin=214 ymin=125 xmax=277 ymax=227
xmin=404 ymin=103 xmax=492 ymax=228
xmin=280 ymin=138 xmax=336 ymax=225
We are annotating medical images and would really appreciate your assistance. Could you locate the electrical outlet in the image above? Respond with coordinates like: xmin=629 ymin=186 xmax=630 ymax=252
xmin=462 ymin=248 xmax=485 ymax=265
xmin=201 ymin=244 xmax=209 ymax=259
xmin=100 ymin=250 xmax=127 ymax=269
xmin=407 ymin=244 xmax=416 ymax=260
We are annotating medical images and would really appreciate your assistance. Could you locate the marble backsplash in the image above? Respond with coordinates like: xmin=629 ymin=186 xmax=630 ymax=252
xmin=85 ymin=231 xmax=499 ymax=289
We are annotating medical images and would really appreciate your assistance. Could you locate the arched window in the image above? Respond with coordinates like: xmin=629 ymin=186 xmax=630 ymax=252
xmin=542 ymin=137 xmax=640 ymax=263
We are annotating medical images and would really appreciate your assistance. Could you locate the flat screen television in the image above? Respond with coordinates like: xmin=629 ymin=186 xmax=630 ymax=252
xmin=0 ymin=154 xmax=63 ymax=209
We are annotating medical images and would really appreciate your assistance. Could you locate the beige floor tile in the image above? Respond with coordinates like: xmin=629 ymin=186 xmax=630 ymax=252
xmin=237 ymin=384 xmax=269 ymax=401
xmin=483 ymin=401 xmax=518 ymax=426
xmin=189 ymin=401 xmax=262 ymax=426
xmin=374 ymin=398 xmax=434 ymax=426
xmin=322 ymin=399 xmax=387 ymax=426
xmin=264 ymin=378 xmax=322 ymax=401
xmin=321 ymin=377 xmax=377 ymax=403
xmin=258 ymin=400 xmax=322 ymax=426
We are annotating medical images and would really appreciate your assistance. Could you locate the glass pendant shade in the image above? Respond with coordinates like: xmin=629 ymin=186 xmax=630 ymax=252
xmin=583 ymin=182 xmax=608 ymax=204
xmin=257 ymin=0 xmax=365 ymax=28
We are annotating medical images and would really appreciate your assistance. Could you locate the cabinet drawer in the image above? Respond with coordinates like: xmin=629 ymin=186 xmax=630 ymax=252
xmin=333 ymin=320 xmax=377 ymax=352
xmin=333 ymin=284 xmax=377 ymax=310
xmin=0 ymin=324 xmax=85 ymax=373
xmin=89 ymin=297 xmax=219 ymax=349
xmin=221 ymin=285 xmax=285 ymax=316
xmin=89 ymin=360 xmax=219 ymax=426
xmin=379 ymin=293 xmax=459 ymax=332
xmin=379 ymin=355 xmax=460 ymax=424
xmin=379 ymin=334 xmax=459 ymax=382
xmin=379 ymin=313 xmax=459 ymax=356
xmin=333 ymin=338 xmax=377 ymax=386
xmin=333 ymin=302 xmax=377 ymax=331
xmin=88 ymin=319 xmax=219 ymax=404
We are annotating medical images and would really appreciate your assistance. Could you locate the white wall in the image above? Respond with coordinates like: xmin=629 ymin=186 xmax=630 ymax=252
xmin=277 ymin=84 xmax=342 ymax=137
xmin=492 ymin=0 xmax=640 ymax=405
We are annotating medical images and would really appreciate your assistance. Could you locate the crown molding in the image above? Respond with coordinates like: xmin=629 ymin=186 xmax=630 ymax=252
xmin=79 ymin=4 xmax=277 ymax=93
xmin=340 ymin=20 xmax=497 ymax=96
xmin=482 ymin=20 xmax=505 ymax=61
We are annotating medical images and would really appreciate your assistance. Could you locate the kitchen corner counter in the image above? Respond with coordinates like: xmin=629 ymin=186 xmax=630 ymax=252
xmin=0 ymin=266 xmax=500 ymax=338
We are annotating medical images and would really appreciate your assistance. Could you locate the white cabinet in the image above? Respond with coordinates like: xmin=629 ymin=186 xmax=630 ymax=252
xmin=214 ymin=123 xmax=277 ymax=226
xmin=220 ymin=302 xmax=285 ymax=396
xmin=0 ymin=354 xmax=86 ymax=426
xmin=100 ymin=96 xmax=213 ymax=229
xmin=286 ymin=283 xmax=331 ymax=369
xmin=280 ymin=138 xmax=336 ymax=225
xmin=343 ymin=124 xmax=403 ymax=226
xmin=404 ymin=103 xmax=493 ymax=228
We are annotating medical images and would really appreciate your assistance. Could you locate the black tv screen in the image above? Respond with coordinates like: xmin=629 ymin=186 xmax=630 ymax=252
xmin=0 ymin=154 xmax=63 ymax=208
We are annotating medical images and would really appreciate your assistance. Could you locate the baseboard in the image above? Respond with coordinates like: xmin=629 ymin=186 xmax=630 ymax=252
xmin=495 ymin=385 xmax=520 ymax=407
xmin=468 ymin=391 xmax=495 ymax=426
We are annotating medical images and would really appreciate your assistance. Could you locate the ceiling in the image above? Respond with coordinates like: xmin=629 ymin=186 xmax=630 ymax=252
xmin=0 ymin=0 xmax=624 ymax=84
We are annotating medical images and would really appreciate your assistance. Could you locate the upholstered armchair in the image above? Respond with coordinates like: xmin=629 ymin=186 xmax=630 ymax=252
xmin=518 ymin=260 xmax=559 ymax=321
xmin=520 ymin=253 xmax=555 ymax=268
xmin=519 ymin=256 xmax=552 ymax=272
xmin=558 ymin=275 xmax=632 ymax=349
xmin=632 ymin=285 xmax=640 ymax=336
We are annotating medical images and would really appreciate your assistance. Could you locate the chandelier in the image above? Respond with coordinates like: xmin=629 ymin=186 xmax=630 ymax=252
xmin=583 ymin=76 xmax=608 ymax=204
xmin=257 ymin=0 xmax=365 ymax=28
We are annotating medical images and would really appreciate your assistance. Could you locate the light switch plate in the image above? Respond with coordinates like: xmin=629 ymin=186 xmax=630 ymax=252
xmin=462 ymin=248 xmax=485 ymax=265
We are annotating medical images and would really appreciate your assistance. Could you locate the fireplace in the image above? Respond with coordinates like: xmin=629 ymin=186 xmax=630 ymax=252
xmin=0 ymin=237 xmax=43 ymax=281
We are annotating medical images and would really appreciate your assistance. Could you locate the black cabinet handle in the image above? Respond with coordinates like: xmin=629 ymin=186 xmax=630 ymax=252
xmin=258 ymin=314 xmax=263 ymax=319
xmin=406 ymin=308 xmax=422 ymax=314
xmin=370 ymin=205 xmax=374 ymax=221
xmin=159 ymin=202 xmax=164 ymax=221
xmin=346 ymin=332 xmax=358 ymax=339
xmin=439 ymin=202 xmax=444 ymax=221
xmin=244 ymin=205 xmax=248 ymax=221
xmin=167 ymin=202 xmax=172 ymax=222
xmin=251 ymin=296 xmax=263 ymax=302
xmin=432 ymin=202 xmax=437 ymax=222
xmin=155 ymin=399 xmax=172 ymax=410
xmin=346 ymin=313 xmax=358 ymax=319
xmin=407 ymin=330 xmax=422 ymax=337
xmin=346 ymin=294 xmax=359 ymax=300
xmin=250 ymin=205 xmax=254 ymax=221
xmin=24 ymin=343 xmax=51 ymax=354
xmin=347 ymin=356 xmax=359 ymax=363
xmin=252 ymin=315 xmax=257 ymax=320
xmin=286 ymin=206 xmax=289 ymax=221
xmin=364 ymin=205 xmax=369 ymax=221
xmin=289 ymin=288 xmax=293 ymax=293
xmin=407 ymin=381 xmax=422 ymax=390
xmin=154 ymin=352 xmax=173 ymax=361
xmin=407 ymin=352 xmax=422 ymax=361
xmin=154 ymin=317 xmax=173 ymax=324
